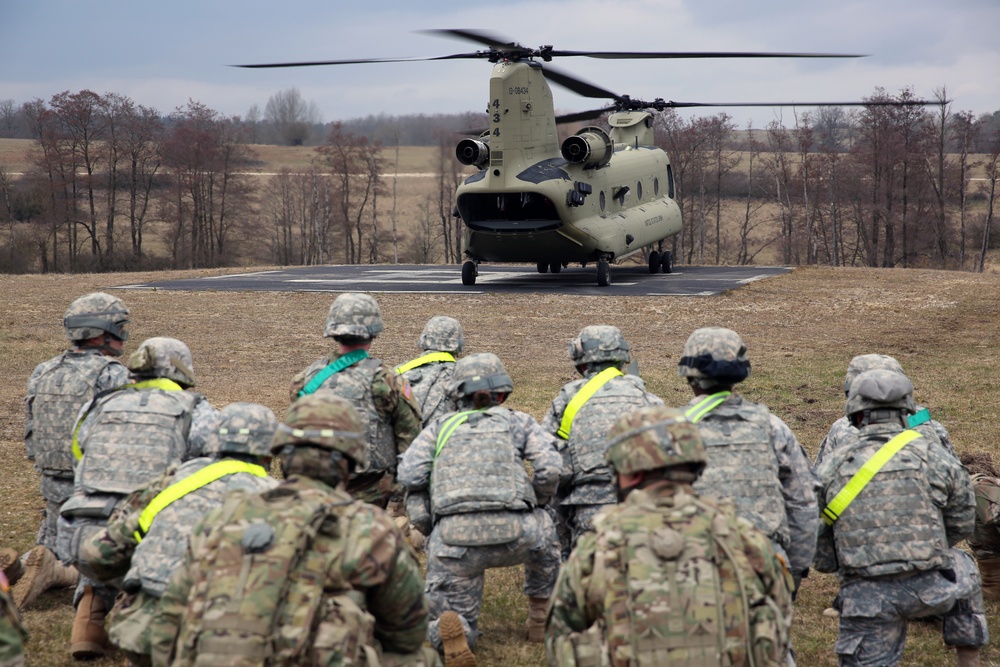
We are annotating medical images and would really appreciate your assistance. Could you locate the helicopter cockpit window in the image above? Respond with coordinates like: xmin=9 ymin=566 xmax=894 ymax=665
xmin=667 ymin=165 xmax=675 ymax=199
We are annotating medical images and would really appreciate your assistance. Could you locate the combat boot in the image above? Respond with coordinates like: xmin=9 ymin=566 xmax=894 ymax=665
xmin=0 ymin=548 xmax=22 ymax=586
xmin=439 ymin=610 xmax=476 ymax=667
xmin=525 ymin=596 xmax=548 ymax=643
xmin=976 ymin=557 xmax=1000 ymax=601
xmin=12 ymin=545 xmax=78 ymax=610
xmin=70 ymin=585 xmax=110 ymax=660
xmin=956 ymin=647 xmax=981 ymax=667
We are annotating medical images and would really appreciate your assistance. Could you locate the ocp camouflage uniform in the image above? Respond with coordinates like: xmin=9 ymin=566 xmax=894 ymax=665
xmin=966 ymin=472 xmax=1000 ymax=600
xmin=398 ymin=353 xmax=563 ymax=653
xmin=396 ymin=316 xmax=464 ymax=427
xmin=0 ymin=580 xmax=25 ymax=667
xmin=815 ymin=370 xmax=987 ymax=667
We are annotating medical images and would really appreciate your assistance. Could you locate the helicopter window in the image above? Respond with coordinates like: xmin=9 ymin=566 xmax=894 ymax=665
xmin=600 ymin=191 xmax=606 ymax=211
xmin=667 ymin=165 xmax=675 ymax=199
xmin=456 ymin=191 xmax=562 ymax=232
xmin=653 ymin=177 xmax=660 ymax=196
xmin=637 ymin=181 xmax=643 ymax=200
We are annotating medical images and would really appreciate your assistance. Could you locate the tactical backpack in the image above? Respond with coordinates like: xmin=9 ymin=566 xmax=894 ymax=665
xmin=170 ymin=485 xmax=379 ymax=667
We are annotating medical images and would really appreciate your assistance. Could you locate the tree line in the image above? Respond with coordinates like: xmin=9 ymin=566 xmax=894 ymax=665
xmin=0 ymin=87 xmax=998 ymax=274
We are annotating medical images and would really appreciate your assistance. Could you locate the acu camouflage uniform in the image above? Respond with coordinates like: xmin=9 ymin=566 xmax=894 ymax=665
xmin=398 ymin=353 xmax=563 ymax=652
xmin=815 ymin=370 xmax=987 ymax=666
xmin=290 ymin=293 xmax=422 ymax=507
xmin=541 ymin=325 xmax=663 ymax=554
xmin=76 ymin=403 xmax=280 ymax=666
xmin=546 ymin=406 xmax=793 ymax=667
xmin=150 ymin=392 xmax=436 ymax=667
xmin=0 ymin=576 xmax=25 ymax=667
xmin=24 ymin=292 xmax=130 ymax=553
xmin=816 ymin=354 xmax=955 ymax=467
xmin=396 ymin=316 xmax=464 ymax=427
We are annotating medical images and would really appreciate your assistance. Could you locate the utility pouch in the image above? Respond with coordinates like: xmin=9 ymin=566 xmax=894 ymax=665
xmin=438 ymin=512 xmax=522 ymax=547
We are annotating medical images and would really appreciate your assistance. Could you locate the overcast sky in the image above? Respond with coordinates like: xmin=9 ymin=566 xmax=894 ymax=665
xmin=3 ymin=0 xmax=998 ymax=130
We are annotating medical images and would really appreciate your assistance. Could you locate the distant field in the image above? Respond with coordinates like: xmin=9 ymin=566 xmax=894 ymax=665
xmin=3 ymin=265 xmax=1000 ymax=665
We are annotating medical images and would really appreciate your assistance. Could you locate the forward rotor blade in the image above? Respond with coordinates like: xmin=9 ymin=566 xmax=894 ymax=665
xmin=421 ymin=28 xmax=519 ymax=50
xmin=541 ymin=65 xmax=623 ymax=100
xmin=555 ymin=108 xmax=615 ymax=124
xmin=234 ymin=53 xmax=483 ymax=68
xmin=550 ymin=50 xmax=867 ymax=59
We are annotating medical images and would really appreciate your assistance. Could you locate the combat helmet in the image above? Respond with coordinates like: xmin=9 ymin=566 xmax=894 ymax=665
xmin=568 ymin=325 xmax=630 ymax=368
xmin=418 ymin=316 xmax=464 ymax=353
xmin=450 ymin=352 xmax=514 ymax=398
xmin=843 ymin=354 xmax=904 ymax=394
xmin=324 ymin=293 xmax=383 ymax=340
xmin=845 ymin=369 xmax=916 ymax=418
xmin=127 ymin=337 xmax=196 ymax=387
xmin=272 ymin=390 xmax=368 ymax=469
xmin=207 ymin=402 xmax=279 ymax=459
xmin=605 ymin=405 xmax=706 ymax=475
xmin=677 ymin=327 xmax=751 ymax=388
xmin=64 ymin=292 xmax=130 ymax=345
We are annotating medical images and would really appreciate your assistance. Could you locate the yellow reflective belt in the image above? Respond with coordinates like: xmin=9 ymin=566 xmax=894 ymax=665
xmin=72 ymin=378 xmax=184 ymax=461
xmin=822 ymin=429 xmax=922 ymax=526
xmin=683 ymin=391 xmax=732 ymax=423
xmin=133 ymin=460 xmax=268 ymax=543
xmin=434 ymin=410 xmax=483 ymax=459
xmin=557 ymin=367 xmax=624 ymax=440
xmin=395 ymin=352 xmax=456 ymax=375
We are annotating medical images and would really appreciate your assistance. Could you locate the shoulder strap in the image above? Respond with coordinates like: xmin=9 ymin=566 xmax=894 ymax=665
xmin=557 ymin=367 xmax=624 ymax=439
xmin=134 ymin=460 xmax=269 ymax=542
xmin=908 ymin=408 xmax=932 ymax=428
xmin=822 ymin=429 xmax=922 ymax=526
xmin=395 ymin=352 xmax=455 ymax=375
xmin=298 ymin=349 xmax=369 ymax=397
xmin=434 ymin=409 xmax=484 ymax=459
xmin=683 ymin=391 xmax=732 ymax=423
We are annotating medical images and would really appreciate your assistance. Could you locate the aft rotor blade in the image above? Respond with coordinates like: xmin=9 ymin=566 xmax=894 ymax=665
xmin=422 ymin=28 xmax=520 ymax=50
xmin=654 ymin=99 xmax=941 ymax=109
xmin=551 ymin=50 xmax=867 ymax=59
xmin=541 ymin=65 xmax=623 ymax=100
xmin=555 ymin=108 xmax=615 ymax=124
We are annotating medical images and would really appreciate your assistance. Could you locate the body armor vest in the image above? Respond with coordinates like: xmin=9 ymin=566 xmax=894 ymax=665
xmin=969 ymin=474 xmax=1000 ymax=558
xmin=829 ymin=426 xmax=951 ymax=577
xmin=401 ymin=362 xmax=457 ymax=426
xmin=31 ymin=352 xmax=121 ymax=477
xmin=77 ymin=388 xmax=200 ymax=496
xmin=127 ymin=457 xmax=276 ymax=597
xmin=567 ymin=375 xmax=655 ymax=487
xmin=309 ymin=357 xmax=395 ymax=474
xmin=692 ymin=399 xmax=789 ymax=547
xmin=431 ymin=408 xmax=535 ymax=517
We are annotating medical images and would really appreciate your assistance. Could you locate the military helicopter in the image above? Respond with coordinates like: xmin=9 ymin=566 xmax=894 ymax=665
xmin=239 ymin=30 xmax=935 ymax=287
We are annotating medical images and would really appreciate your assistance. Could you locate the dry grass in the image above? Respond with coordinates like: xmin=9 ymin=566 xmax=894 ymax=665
xmin=4 ymin=265 xmax=1000 ymax=665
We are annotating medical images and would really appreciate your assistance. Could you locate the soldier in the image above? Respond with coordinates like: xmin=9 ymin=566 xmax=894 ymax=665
xmin=816 ymin=353 xmax=955 ymax=467
xmin=59 ymin=336 xmax=219 ymax=660
xmin=290 ymin=292 xmax=422 ymax=509
xmin=815 ymin=369 xmax=987 ymax=667
xmin=150 ymin=391 xmax=439 ymax=667
xmin=959 ymin=451 xmax=1000 ymax=602
xmin=398 ymin=352 xmax=563 ymax=667
xmin=75 ymin=402 xmax=280 ymax=666
xmin=0 ymin=573 xmax=26 ymax=667
xmin=541 ymin=325 xmax=662 ymax=555
xmin=396 ymin=315 xmax=465 ymax=428
xmin=677 ymin=327 xmax=818 ymax=592
xmin=15 ymin=292 xmax=131 ymax=611
xmin=546 ymin=405 xmax=794 ymax=667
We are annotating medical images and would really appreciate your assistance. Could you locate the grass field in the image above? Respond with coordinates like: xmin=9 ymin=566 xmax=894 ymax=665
xmin=2 ymin=264 xmax=1000 ymax=665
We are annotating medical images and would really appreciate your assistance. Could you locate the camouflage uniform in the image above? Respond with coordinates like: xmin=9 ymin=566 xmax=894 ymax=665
xmin=59 ymin=337 xmax=219 ymax=659
xmin=0 ymin=578 xmax=25 ymax=667
xmin=290 ymin=293 xmax=422 ymax=507
xmin=24 ymin=292 xmax=130 ymax=556
xmin=76 ymin=403 xmax=279 ymax=666
xmin=965 ymin=472 xmax=1000 ymax=601
xmin=816 ymin=354 xmax=955 ymax=467
xmin=815 ymin=370 xmax=987 ymax=666
xmin=150 ymin=391 xmax=437 ymax=667
xmin=396 ymin=316 xmax=464 ymax=427
xmin=678 ymin=328 xmax=818 ymax=584
xmin=541 ymin=325 xmax=662 ymax=555
xmin=547 ymin=405 xmax=793 ymax=667
xmin=398 ymin=353 xmax=563 ymax=654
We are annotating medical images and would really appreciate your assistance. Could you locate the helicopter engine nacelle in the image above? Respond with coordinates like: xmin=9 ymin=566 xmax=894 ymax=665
xmin=456 ymin=139 xmax=490 ymax=168
xmin=561 ymin=127 xmax=613 ymax=169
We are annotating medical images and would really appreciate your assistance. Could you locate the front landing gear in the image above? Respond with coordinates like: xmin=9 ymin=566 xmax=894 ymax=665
xmin=461 ymin=261 xmax=478 ymax=286
xmin=596 ymin=259 xmax=611 ymax=287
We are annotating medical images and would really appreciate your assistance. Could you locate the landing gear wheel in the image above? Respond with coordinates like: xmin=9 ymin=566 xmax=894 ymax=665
xmin=660 ymin=251 xmax=673 ymax=274
xmin=596 ymin=260 xmax=611 ymax=287
xmin=549 ymin=261 xmax=562 ymax=274
xmin=462 ymin=261 xmax=478 ymax=286
xmin=648 ymin=250 xmax=661 ymax=274
xmin=536 ymin=261 xmax=548 ymax=274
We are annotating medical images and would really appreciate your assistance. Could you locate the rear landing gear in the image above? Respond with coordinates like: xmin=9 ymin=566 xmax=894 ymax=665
xmin=462 ymin=261 xmax=478 ymax=286
xmin=596 ymin=260 xmax=611 ymax=287
xmin=536 ymin=261 xmax=548 ymax=274
xmin=648 ymin=250 xmax=661 ymax=274
xmin=660 ymin=251 xmax=673 ymax=274
xmin=549 ymin=261 xmax=562 ymax=274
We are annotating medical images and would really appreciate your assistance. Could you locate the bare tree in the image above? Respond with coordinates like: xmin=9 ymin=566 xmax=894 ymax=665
xmin=951 ymin=110 xmax=979 ymax=269
xmin=318 ymin=123 xmax=383 ymax=263
xmin=978 ymin=124 xmax=1000 ymax=272
xmin=265 ymin=88 xmax=322 ymax=146
xmin=0 ymin=100 xmax=18 ymax=138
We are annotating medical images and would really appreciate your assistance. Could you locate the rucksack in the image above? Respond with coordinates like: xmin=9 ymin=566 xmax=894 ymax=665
xmin=171 ymin=484 xmax=378 ymax=667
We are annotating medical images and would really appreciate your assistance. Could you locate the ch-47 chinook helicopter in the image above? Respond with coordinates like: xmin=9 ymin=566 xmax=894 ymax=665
xmin=239 ymin=29 xmax=935 ymax=287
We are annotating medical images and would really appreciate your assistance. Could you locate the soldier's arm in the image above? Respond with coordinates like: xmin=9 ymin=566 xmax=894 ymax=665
xmin=95 ymin=361 xmax=130 ymax=392
xmin=540 ymin=387 xmax=570 ymax=436
xmin=77 ymin=481 xmax=162 ymax=581
xmin=396 ymin=424 xmax=439 ymax=492
xmin=811 ymin=461 xmax=839 ymax=573
xmin=347 ymin=509 xmax=429 ymax=654
xmin=769 ymin=414 xmax=819 ymax=576
xmin=185 ymin=398 xmax=220 ymax=459
xmin=374 ymin=368 xmax=423 ymax=456
xmin=149 ymin=523 xmax=206 ymax=667
xmin=23 ymin=362 xmax=47 ymax=460
xmin=930 ymin=446 xmax=976 ymax=545
xmin=545 ymin=531 xmax=599 ymax=662
xmin=516 ymin=412 xmax=564 ymax=500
